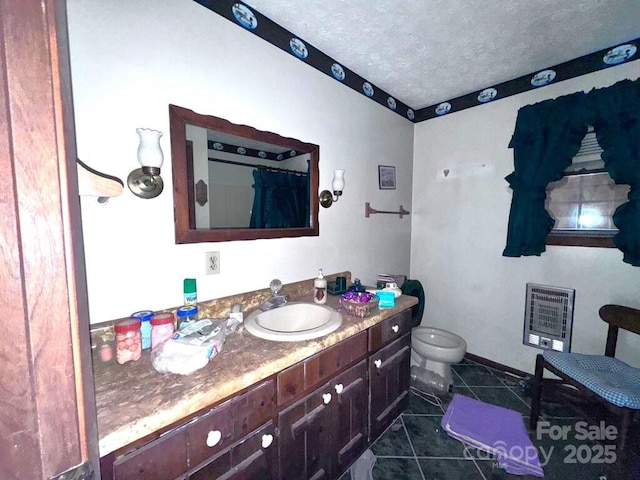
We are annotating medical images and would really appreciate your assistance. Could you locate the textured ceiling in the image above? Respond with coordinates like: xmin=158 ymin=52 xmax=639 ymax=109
xmin=244 ymin=0 xmax=640 ymax=109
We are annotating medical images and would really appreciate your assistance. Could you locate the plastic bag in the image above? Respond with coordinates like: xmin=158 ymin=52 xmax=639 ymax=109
xmin=152 ymin=319 xmax=226 ymax=375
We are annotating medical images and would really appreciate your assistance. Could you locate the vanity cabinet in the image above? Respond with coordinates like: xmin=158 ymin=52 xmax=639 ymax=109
xmin=101 ymin=307 xmax=414 ymax=480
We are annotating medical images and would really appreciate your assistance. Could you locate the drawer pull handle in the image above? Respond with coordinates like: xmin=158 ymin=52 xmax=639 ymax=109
xmin=261 ymin=434 xmax=274 ymax=449
xmin=206 ymin=430 xmax=222 ymax=448
xmin=323 ymin=393 xmax=332 ymax=404
xmin=392 ymin=324 xmax=399 ymax=333
xmin=335 ymin=383 xmax=344 ymax=394
xmin=374 ymin=359 xmax=382 ymax=369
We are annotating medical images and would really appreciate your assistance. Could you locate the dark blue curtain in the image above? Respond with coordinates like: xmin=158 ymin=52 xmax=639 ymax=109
xmin=250 ymin=169 xmax=310 ymax=228
xmin=591 ymin=80 xmax=640 ymax=265
xmin=503 ymin=79 xmax=640 ymax=266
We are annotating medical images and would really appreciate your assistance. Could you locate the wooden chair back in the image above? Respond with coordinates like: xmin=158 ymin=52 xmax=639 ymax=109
xmin=598 ymin=304 xmax=640 ymax=357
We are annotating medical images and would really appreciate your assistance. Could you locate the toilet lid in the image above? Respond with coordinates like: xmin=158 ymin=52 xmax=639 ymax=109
xmin=402 ymin=279 xmax=425 ymax=328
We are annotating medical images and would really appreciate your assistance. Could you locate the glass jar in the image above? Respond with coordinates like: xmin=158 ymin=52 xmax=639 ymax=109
xmin=151 ymin=312 xmax=175 ymax=349
xmin=131 ymin=310 xmax=154 ymax=350
xmin=114 ymin=319 xmax=142 ymax=364
xmin=97 ymin=330 xmax=115 ymax=364
xmin=176 ymin=305 xmax=198 ymax=329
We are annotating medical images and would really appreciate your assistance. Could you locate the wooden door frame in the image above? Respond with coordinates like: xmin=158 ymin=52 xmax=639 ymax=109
xmin=0 ymin=0 xmax=98 ymax=478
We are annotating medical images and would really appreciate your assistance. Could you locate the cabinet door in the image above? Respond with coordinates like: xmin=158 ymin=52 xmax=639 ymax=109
xmin=112 ymin=426 xmax=188 ymax=480
xmin=278 ymin=383 xmax=333 ymax=480
xmin=189 ymin=423 xmax=276 ymax=480
xmin=332 ymin=360 xmax=368 ymax=474
xmin=369 ymin=334 xmax=411 ymax=441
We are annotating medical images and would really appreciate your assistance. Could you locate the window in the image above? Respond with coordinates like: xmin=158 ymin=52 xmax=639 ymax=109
xmin=545 ymin=128 xmax=630 ymax=247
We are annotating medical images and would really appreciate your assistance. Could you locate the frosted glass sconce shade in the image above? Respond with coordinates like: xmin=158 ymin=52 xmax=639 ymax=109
xmin=319 ymin=169 xmax=345 ymax=208
xmin=128 ymin=128 xmax=164 ymax=199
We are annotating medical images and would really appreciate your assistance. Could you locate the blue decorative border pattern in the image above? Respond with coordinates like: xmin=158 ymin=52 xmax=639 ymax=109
xmin=414 ymin=42 xmax=639 ymax=122
xmin=193 ymin=1 xmax=639 ymax=123
xmin=207 ymin=140 xmax=296 ymax=161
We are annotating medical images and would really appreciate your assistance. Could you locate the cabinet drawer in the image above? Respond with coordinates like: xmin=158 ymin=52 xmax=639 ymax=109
xmin=277 ymin=331 xmax=367 ymax=405
xmin=233 ymin=380 xmax=275 ymax=438
xmin=189 ymin=422 xmax=276 ymax=480
xmin=113 ymin=426 xmax=188 ymax=480
xmin=188 ymin=381 xmax=275 ymax=469
xmin=368 ymin=309 xmax=412 ymax=352
xmin=187 ymin=399 xmax=234 ymax=469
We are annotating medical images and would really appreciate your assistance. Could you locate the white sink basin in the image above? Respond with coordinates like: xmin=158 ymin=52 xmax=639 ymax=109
xmin=244 ymin=302 xmax=342 ymax=341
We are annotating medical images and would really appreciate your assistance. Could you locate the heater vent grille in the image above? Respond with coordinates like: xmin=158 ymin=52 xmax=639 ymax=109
xmin=523 ymin=283 xmax=575 ymax=352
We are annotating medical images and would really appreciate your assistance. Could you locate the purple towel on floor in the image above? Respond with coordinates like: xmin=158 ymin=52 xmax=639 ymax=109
xmin=441 ymin=394 xmax=544 ymax=477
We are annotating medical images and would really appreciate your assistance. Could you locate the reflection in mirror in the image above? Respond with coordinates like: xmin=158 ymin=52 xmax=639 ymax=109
xmin=170 ymin=105 xmax=319 ymax=243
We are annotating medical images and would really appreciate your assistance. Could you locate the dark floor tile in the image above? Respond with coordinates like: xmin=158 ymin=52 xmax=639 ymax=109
xmin=417 ymin=457 xmax=484 ymax=479
xmin=490 ymin=369 xmax=527 ymax=389
xmin=405 ymin=389 xmax=446 ymax=415
xmin=475 ymin=459 xmax=544 ymax=480
xmin=403 ymin=415 xmax=467 ymax=458
xmin=471 ymin=387 xmax=531 ymax=415
xmin=509 ymin=387 xmax=531 ymax=406
xmin=529 ymin=417 xmax=612 ymax=479
xmin=537 ymin=400 xmax=581 ymax=419
xmin=370 ymin=417 xmax=414 ymax=457
xmin=451 ymin=384 xmax=475 ymax=396
xmin=372 ymin=457 xmax=423 ymax=480
xmin=453 ymin=364 xmax=505 ymax=387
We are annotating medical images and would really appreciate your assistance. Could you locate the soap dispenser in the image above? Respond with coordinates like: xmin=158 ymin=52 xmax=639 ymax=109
xmin=314 ymin=269 xmax=327 ymax=304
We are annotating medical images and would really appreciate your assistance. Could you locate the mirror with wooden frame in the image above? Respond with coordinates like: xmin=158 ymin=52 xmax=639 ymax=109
xmin=169 ymin=104 xmax=320 ymax=243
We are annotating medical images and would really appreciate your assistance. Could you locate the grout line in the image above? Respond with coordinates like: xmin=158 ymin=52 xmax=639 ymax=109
xmin=453 ymin=369 xmax=481 ymax=400
xmin=469 ymin=453 xmax=489 ymax=480
xmin=399 ymin=415 xmax=427 ymax=480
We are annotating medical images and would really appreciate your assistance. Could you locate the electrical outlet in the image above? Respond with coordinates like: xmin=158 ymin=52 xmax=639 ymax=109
xmin=205 ymin=251 xmax=220 ymax=275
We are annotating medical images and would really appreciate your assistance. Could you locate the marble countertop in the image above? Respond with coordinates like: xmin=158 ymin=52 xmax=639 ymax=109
xmin=93 ymin=293 xmax=418 ymax=457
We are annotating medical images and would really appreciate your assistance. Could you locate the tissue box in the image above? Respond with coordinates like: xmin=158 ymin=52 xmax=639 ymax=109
xmin=376 ymin=291 xmax=396 ymax=308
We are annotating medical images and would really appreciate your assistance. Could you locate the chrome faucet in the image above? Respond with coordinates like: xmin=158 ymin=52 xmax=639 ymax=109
xmin=258 ymin=279 xmax=289 ymax=311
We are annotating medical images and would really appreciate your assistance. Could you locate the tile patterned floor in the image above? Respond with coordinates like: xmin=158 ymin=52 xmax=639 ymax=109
xmin=344 ymin=358 xmax=640 ymax=480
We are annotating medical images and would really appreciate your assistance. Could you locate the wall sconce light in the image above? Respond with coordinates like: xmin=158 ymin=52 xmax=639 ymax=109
xmin=127 ymin=128 xmax=164 ymax=199
xmin=319 ymin=169 xmax=345 ymax=208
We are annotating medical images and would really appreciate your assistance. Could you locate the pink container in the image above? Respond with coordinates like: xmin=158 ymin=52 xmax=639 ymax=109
xmin=151 ymin=313 xmax=175 ymax=349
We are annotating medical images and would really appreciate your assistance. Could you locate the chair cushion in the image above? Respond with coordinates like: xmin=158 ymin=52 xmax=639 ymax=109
xmin=543 ymin=351 xmax=640 ymax=409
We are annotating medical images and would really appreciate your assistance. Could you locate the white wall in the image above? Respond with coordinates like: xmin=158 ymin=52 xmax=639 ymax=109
xmin=68 ymin=0 xmax=414 ymax=324
xmin=411 ymin=61 xmax=640 ymax=372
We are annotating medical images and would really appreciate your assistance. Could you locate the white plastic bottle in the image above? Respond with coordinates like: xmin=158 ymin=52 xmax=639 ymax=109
xmin=314 ymin=269 xmax=327 ymax=304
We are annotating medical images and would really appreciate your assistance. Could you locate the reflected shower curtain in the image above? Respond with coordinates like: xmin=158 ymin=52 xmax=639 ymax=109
xmin=250 ymin=169 xmax=310 ymax=228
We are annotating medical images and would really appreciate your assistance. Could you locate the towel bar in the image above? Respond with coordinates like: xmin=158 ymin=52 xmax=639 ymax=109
xmin=365 ymin=202 xmax=410 ymax=218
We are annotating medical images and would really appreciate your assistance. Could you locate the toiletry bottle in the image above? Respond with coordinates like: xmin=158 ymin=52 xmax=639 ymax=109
xmin=314 ymin=269 xmax=327 ymax=304
xmin=184 ymin=278 xmax=197 ymax=306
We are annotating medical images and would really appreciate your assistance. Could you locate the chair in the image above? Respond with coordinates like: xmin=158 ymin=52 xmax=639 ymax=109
xmin=530 ymin=304 xmax=640 ymax=457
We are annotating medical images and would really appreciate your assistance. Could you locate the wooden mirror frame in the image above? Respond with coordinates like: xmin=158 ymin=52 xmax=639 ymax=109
xmin=169 ymin=104 xmax=320 ymax=243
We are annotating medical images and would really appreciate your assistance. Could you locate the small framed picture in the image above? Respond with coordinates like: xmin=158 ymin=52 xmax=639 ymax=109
xmin=378 ymin=165 xmax=396 ymax=190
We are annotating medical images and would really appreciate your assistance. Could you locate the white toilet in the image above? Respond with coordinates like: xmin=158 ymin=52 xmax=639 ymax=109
xmin=401 ymin=279 xmax=467 ymax=390
xmin=411 ymin=326 xmax=467 ymax=389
